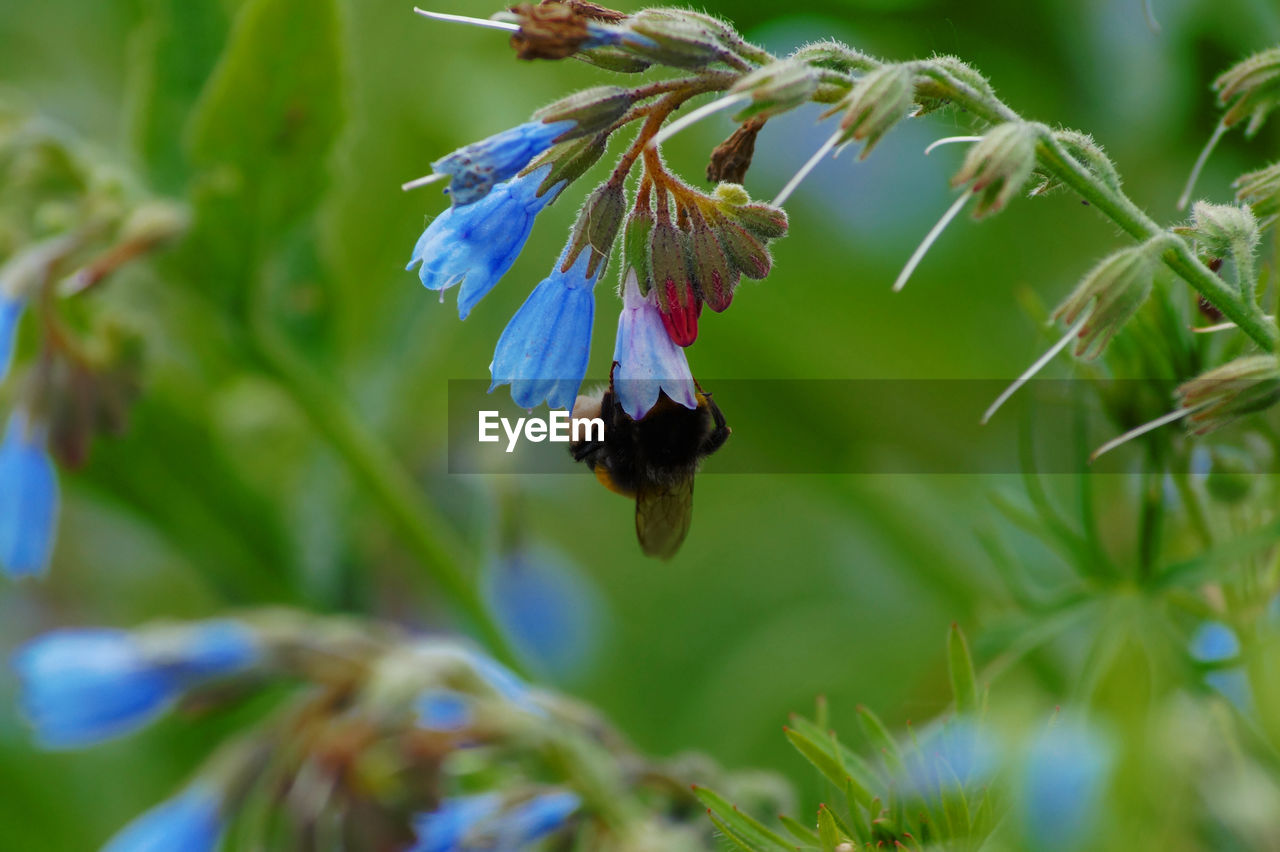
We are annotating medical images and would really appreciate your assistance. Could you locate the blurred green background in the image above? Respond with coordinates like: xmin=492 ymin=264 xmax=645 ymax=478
xmin=2 ymin=0 xmax=1279 ymax=847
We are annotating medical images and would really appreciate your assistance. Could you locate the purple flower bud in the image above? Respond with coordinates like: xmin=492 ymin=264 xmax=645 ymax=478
xmin=13 ymin=620 xmax=258 ymax=749
xmin=416 ymin=688 xmax=474 ymax=732
xmin=688 ymin=217 xmax=737 ymax=313
xmin=407 ymin=166 xmax=562 ymax=320
xmin=433 ymin=120 xmax=574 ymax=206
xmin=490 ymin=247 xmax=599 ymax=411
xmin=613 ymin=269 xmax=697 ymax=420
xmin=0 ymin=412 xmax=58 ymax=578
xmin=102 ymin=785 xmax=222 ymax=852
xmin=648 ymin=218 xmax=700 ymax=346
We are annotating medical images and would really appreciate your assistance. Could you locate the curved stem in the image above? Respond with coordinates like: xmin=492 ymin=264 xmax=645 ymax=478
xmin=246 ymin=307 xmax=522 ymax=671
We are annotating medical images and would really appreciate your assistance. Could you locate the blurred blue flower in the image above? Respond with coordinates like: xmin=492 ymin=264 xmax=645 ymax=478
xmin=417 ymin=688 xmax=474 ymax=732
xmin=0 ymin=295 xmax=22 ymax=382
xmin=455 ymin=646 xmax=546 ymax=718
xmin=901 ymin=718 xmax=999 ymax=797
xmin=14 ymin=621 xmax=259 ymax=749
xmin=0 ymin=411 xmax=59 ymax=578
xmin=434 ymin=120 xmax=573 ymax=206
xmin=490 ymin=248 xmax=599 ymax=411
xmin=612 ymin=268 xmax=697 ymax=421
xmin=101 ymin=785 xmax=222 ymax=852
xmin=407 ymin=165 xmax=562 ymax=319
xmin=411 ymin=790 xmax=581 ymax=852
xmin=484 ymin=545 xmax=603 ymax=681
xmin=1021 ymin=722 xmax=1112 ymax=852
xmin=1189 ymin=620 xmax=1251 ymax=711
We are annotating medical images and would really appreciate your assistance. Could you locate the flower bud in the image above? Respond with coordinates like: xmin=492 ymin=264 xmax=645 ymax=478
xmin=1214 ymin=46 xmax=1280 ymax=136
xmin=1234 ymin=161 xmax=1280 ymax=220
xmin=789 ymin=40 xmax=878 ymax=74
xmin=952 ymin=122 xmax=1039 ymax=217
xmin=1029 ymin=130 xmax=1121 ymax=197
xmin=713 ymin=217 xmax=771 ymax=280
xmin=534 ymin=85 xmax=636 ymax=138
xmin=624 ymin=9 xmax=737 ymax=69
xmin=688 ymin=216 xmax=737 ymax=312
xmin=578 ymin=47 xmax=652 ymax=74
xmin=563 ymin=181 xmax=625 ymax=279
xmin=1177 ymin=355 xmax=1280 ymax=435
xmin=525 ymin=132 xmax=608 ymax=197
xmin=622 ymin=202 xmax=655 ymax=296
xmin=648 ymin=219 xmax=700 ymax=346
xmin=837 ymin=64 xmax=915 ymax=157
xmin=1054 ymin=244 xmax=1159 ymax=359
xmin=1181 ymin=201 xmax=1260 ymax=261
xmin=730 ymin=59 xmax=820 ymax=121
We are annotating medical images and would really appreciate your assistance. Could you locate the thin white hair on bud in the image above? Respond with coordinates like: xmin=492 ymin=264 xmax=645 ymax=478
xmin=401 ymin=172 xmax=449 ymax=192
xmin=924 ymin=135 xmax=983 ymax=156
xmin=412 ymin=8 xmax=520 ymax=32
xmin=772 ymin=129 xmax=841 ymax=206
xmin=1090 ymin=407 xmax=1192 ymax=463
xmin=1177 ymin=122 xmax=1228 ymax=211
xmin=980 ymin=317 xmax=1086 ymax=425
xmin=1190 ymin=316 xmax=1274 ymax=333
xmin=892 ymin=190 xmax=971 ymax=292
xmin=648 ymin=94 xmax=749 ymax=149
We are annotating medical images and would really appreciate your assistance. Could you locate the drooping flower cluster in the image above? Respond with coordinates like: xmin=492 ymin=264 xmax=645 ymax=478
xmin=404 ymin=3 xmax=792 ymax=418
xmin=11 ymin=610 xmax=772 ymax=851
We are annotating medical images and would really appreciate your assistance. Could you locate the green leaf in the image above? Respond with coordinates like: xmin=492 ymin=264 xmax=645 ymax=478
xmin=856 ymin=705 xmax=903 ymax=771
xmin=708 ymin=812 xmax=764 ymax=852
xmin=691 ymin=786 xmax=792 ymax=850
xmin=948 ymin=622 xmax=979 ymax=715
xmin=779 ymin=814 xmax=819 ymax=846
xmin=784 ymin=726 xmax=848 ymax=789
xmin=788 ymin=714 xmax=882 ymax=796
xmin=126 ymin=0 xmax=231 ymax=192
xmin=183 ymin=0 xmax=344 ymax=305
xmin=816 ymin=805 xmax=842 ymax=852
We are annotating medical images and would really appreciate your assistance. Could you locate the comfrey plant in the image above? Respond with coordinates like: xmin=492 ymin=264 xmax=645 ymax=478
xmin=11 ymin=610 xmax=790 ymax=851
xmin=0 ymin=106 xmax=184 ymax=579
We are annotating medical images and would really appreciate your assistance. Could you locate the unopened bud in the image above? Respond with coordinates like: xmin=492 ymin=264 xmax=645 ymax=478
xmin=730 ymin=59 xmax=820 ymax=121
xmin=648 ymin=219 xmax=700 ymax=346
xmin=1054 ymin=244 xmax=1160 ymax=359
xmin=838 ymin=64 xmax=915 ymax=157
xmin=623 ymin=203 xmax=655 ymax=296
xmin=1178 ymin=355 xmax=1280 ymax=435
xmin=714 ymin=188 xmax=789 ymax=241
xmin=1234 ymin=161 xmax=1280 ymax=220
xmin=952 ymin=122 xmax=1039 ymax=217
xmin=564 ymin=181 xmax=625 ymax=278
xmin=789 ymin=40 xmax=878 ymax=74
xmin=1029 ymin=130 xmax=1121 ymax=197
xmin=624 ymin=9 xmax=737 ymax=69
xmin=535 ymin=85 xmax=635 ymax=137
xmin=1214 ymin=46 xmax=1280 ymax=136
xmin=688 ymin=216 xmax=736 ymax=312
xmin=524 ymin=132 xmax=608 ymax=196
xmin=1181 ymin=201 xmax=1260 ymax=261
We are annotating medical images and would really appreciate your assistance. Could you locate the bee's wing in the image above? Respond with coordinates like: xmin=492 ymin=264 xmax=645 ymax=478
xmin=635 ymin=474 xmax=694 ymax=560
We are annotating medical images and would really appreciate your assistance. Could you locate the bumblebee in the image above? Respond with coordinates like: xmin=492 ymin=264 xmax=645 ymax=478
xmin=569 ymin=368 xmax=730 ymax=559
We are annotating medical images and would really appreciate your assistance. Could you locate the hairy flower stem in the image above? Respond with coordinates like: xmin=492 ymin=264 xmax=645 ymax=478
xmin=246 ymin=309 xmax=522 ymax=671
xmin=914 ymin=65 xmax=1279 ymax=352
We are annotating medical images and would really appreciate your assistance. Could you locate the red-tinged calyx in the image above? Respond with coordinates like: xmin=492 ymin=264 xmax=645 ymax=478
xmin=648 ymin=219 xmax=700 ymax=346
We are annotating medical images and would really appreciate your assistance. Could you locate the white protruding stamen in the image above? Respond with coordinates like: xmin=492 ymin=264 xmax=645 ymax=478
xmin=980 ymin=317 xmax=1087 ymax=425
xmin=648 ymin=94 xmax=749 ymax=149
xmin=924 ymin=136 xmax=983 ymax=156
xmin=773 ymin=130 xmax=841 ymax=207
xmin=412 ymin=8 xmax=520 ymax=32
xmin=1177 ymin=122 xmax=1228 ymax=211
xmin=1189 ymin=315 xmax=1274 ymax=333
xmin=892 ymin=191 xmax=971 ymax=292
xmin=1090 ymin=407 xmax=1193 ymax=462
xmin=401 ymin=172 xmax=449 ymax=192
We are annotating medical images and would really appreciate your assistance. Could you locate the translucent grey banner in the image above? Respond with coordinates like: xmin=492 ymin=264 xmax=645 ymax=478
xmin=446 ymin=379 xmax=1264 ymax=474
